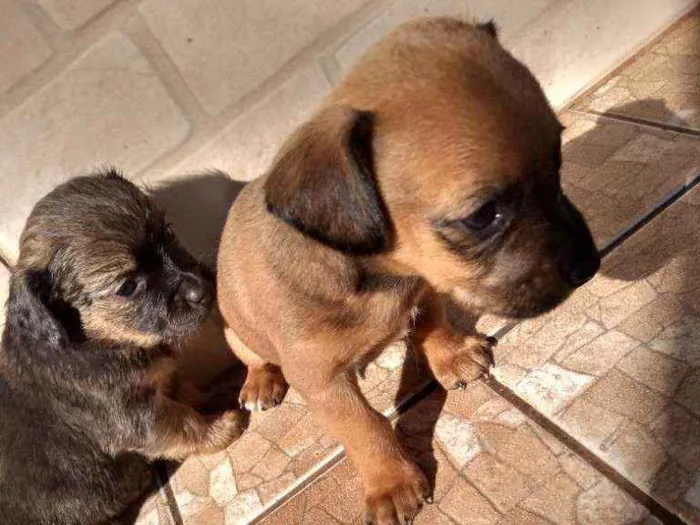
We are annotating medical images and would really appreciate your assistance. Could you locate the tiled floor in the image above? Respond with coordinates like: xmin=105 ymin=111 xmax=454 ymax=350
xmin=160 ymin=344 xmax=428 ymax=525
xmin=260 ymin=386 xmax=658 ymax=525
xmin=0 ymin=2 xmax=697 ymax=525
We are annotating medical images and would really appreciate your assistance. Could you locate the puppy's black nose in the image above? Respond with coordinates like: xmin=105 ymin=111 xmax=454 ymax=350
xmin=565 ymin=252 xmax=600 ymax=287
xmin=178 ymin=275 xmax=212 ymax=305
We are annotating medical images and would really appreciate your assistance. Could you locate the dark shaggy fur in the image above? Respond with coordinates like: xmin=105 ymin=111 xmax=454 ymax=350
xmin=0 ymin=171 xmax=245 ymax=525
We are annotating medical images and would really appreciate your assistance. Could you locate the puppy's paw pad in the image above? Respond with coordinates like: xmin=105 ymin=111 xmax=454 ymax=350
xmin=238 ymin=365 xmax=288 ymax=412
xmin=364 ymin=463 xmax=430 ymax=525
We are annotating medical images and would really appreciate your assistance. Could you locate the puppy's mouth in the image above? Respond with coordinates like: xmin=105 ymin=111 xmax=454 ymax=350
xmin=160 ymin=304 xmax=212 ymax=343
xmin=493 ymin=291 xmax=570 ymax=319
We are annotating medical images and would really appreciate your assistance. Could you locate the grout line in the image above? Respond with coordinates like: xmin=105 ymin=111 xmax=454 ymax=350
xmin=250 ymin=378 xmax=436 ymax=523
xmin=484 ymin=377 xmax=688 ymax=525
xmin=249 ymin=446 xmax=347 ymax=524
xmin=569 ymin=108 xmax=700 ymax=138
xmin=154 ymin=462 xmax=184 ymax=525
xmin=599 ymin=170 xmax=700 ymax=258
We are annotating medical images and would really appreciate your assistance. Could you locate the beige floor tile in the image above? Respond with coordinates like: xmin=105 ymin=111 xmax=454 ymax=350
xmin=572 ymin=7 xmax=700 ymax=132
xmin=164 ymin=344 xmax=428 ymax=524
xmin=0 ymin=33 xmax=190 ymax=262
xmin=496 ymin=186 xmax=700 ymax=522
xmin=169 ymin=65 xmax=331 ymax=182
xmin=0 ymin=0 xmax=52 ymax=95
xmin=257 ymin=387 xmax=649 ymax=524
xmin=0 ymin=262 xmax=9 ymax=329
xmin=37 ymin=0 xmax=116 ymax=30
xmin=140 ymin=0 xmax=366 ymax=115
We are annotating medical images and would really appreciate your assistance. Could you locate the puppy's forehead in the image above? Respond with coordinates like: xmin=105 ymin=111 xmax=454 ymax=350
xmin=331 ymin=18 xmax=561 ymax=206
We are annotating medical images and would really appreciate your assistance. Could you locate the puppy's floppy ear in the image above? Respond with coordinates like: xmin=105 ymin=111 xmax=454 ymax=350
xmin=264 ymin=106 xmax=390 ymax=255
xmin=477 ymin=20 xmax=498 ymax=39
xmin=3 ymin=269 xmax=69 ymax=350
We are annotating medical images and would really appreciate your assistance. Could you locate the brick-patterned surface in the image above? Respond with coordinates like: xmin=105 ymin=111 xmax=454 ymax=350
xmin=163 ymin=344 xmax=429 ymax=524
xmin=559 ymin=112 xmax=699 ymax=247
xmin=259 ymin=386 xmax=655 ymax=525
xmin=133 ymin=486 xmax=175 ymax=525
xmin=0 ymin=33 xmax=190 ymax=261
xmin=572 ymin=7 xmax=700 ymax=132
xmin=495 ymin=186 xmax=700 ymax=523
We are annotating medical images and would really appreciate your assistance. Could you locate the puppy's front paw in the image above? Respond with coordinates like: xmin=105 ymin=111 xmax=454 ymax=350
xmin=432 ymin=334 xmax=495 ymax=391
xmin=364 ymin=460 xmax=431 ymax=525
xmin=203 ymin=410 xmax=247 ymax=453
xmin=239 ymin=365 xmax=288 ymax=411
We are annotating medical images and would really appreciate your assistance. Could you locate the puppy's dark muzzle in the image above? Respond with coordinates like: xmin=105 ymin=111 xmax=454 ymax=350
xmin=557 ymin=194 xmax=600 ymax=288
xmin=564 ymin=250 xmax=600 ymax=287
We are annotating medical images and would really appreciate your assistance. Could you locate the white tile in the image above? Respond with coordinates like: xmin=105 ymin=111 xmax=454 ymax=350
xmin=140 ymin=0 xmax=365 ymax=115
xmin=171 ymin=65 xmax=331 ymax=181
xmin=0 ymin=33 xmax=190 ymax=262
xmin=0 ymin=0 xmax=52 ymax=94
xmin=515 ymin=363 xmax=595 ymax=416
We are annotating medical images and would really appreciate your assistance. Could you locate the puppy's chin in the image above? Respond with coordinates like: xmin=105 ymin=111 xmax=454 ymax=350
xmin=492 ymin=293 xmax=569 ymax=319
xmin=453 ymin=286 xmax=572 ymax=320
xmin=160 ymin=308 xmax=212 ymax=344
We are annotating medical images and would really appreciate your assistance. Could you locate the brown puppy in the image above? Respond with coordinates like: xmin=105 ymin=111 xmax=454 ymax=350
xmin=217 ymin=18 xmax=600 ymax=524
xmin=0 ymin=171 xmax=245 ymax=525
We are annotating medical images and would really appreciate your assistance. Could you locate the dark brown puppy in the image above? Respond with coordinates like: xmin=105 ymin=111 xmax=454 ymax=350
xmin=217 ymin=18 xmax=600 ymax=524
xmin=0 ymin=171 xmax=245 ymax=525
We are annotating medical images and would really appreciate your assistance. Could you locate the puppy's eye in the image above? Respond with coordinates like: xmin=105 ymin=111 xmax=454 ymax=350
xmin=462 ymin=201 xmax=502 ymax=231
xmin=116 ymin=278 xmax=141 ymax=298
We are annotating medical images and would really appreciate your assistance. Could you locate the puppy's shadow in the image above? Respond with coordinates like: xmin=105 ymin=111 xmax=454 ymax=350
xmin=393 ymin=98 xmax=700 ymax=503
xmin=149 ymin=170 xmax=246 ymax=270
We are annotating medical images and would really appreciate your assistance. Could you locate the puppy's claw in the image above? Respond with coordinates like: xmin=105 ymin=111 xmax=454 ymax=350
xmin=432 ymin=334 xmax=494 ymax=391
xmin=239 ymin=365 xmax=288 ymax=412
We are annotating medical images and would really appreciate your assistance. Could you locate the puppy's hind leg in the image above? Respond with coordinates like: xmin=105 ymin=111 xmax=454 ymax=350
xmin=224 ymin=327 xmax=288 ymax=411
